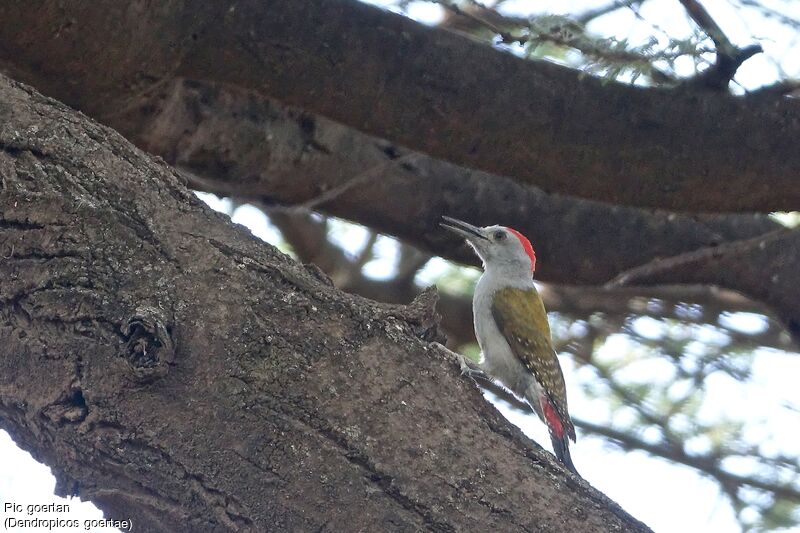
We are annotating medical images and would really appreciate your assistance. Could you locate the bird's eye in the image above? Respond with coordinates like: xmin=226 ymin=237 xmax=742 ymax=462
xmin=493 ymin=231 xmax=506 ymax=241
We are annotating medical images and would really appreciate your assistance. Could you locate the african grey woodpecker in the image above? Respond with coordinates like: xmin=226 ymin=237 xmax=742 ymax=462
xmin=441 ymin=216 xmax=578 ymax=474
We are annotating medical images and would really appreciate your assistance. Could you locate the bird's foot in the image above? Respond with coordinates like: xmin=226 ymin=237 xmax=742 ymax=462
xmin=458 ymin=356 xmax=484 ymax=378
xmin=430 ymin=342 xmax=484 ymax=378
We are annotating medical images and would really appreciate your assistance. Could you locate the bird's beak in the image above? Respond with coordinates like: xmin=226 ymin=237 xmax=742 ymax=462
xmin=440 ymin=216 xmax=489 ymax=242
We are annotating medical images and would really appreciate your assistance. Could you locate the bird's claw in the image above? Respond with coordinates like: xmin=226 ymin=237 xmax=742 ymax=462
xmin=458 ymin=355 xmax=476 ymax=376
xmin=455 ymin=353 xmax=486 ymax=380
xmin=431 ymin=342 xmax=483 ymax=378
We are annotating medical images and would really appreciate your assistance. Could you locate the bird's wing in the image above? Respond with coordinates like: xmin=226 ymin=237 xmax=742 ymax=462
xmin=491 ymin=287 xmax=576 ymax=442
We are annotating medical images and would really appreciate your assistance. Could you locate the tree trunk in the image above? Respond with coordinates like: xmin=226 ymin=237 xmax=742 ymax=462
xmin=0 ymin=76 xmax=649 ymax=531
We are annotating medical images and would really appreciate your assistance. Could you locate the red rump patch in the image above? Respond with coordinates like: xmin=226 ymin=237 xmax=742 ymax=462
xmin=506 ymin=227 xmax=537 ymax=273
xmin=542 ymin=399 xmax=564 ymax=439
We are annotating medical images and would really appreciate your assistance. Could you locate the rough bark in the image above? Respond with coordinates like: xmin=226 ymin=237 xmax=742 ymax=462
xmin=0 ymin=76 xmax=650 ymax=531
xmin=0 ymin=0 xmax=798 ymax=212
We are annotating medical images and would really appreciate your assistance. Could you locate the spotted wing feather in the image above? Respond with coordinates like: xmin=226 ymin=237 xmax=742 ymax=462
xmin=491 ymin=287 xmax=576 ymax=442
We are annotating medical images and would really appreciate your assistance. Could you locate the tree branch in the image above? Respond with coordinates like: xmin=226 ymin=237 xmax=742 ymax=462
xmin=575 ymin=0 xmax=647 ymax=25
xmin=120 ymin=81 xmax=779 ymax=286
xmin=677 ymin=0 xmax=763 ymax=89
xmin=678 ymin=0 xmax=737 ymax=54
xmin=435 ymin=0 xmax=675 ymax=84
xmin=611 ymin=228 xmax=800 ymax=342
xmin=259 ymin=207 xmax=795 ymax=352
xmin=0 ymin=0 xmax=798 ymax=211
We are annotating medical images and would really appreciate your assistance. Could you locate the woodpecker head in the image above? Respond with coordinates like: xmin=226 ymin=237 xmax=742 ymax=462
xmin=440 ymin=216 xmax=536 ymax=276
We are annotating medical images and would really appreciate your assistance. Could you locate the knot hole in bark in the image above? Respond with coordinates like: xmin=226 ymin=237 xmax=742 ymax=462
xmin=42 ymin=387 xmax=88 ymax=425
xmin=122 ymin=305 xmax=175 ymax=382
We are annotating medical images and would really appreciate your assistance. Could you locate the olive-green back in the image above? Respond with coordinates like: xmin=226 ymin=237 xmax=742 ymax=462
xmin=491 ymin=287 xmax=575 ymax=440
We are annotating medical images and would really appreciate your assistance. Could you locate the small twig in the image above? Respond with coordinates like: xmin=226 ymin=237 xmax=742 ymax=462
xmin=439 ymin=0 xmax=528 ymax=34
xmin=575 ymin=0 xmax=645 ymax=26
xmin=574 ymin=418 xmax=800 ymax=503
xmin=677 ymin=0 xmax=734 ymax=55
xmin=608 ymin=228 xmax=790 ymax=288
xmin=737 ymin=0 xmax=800 ymax=31
xmin=676 ymin=0 xmax=762 ymax=89
xmin=593 ymin=362 xmax=685 ymax=447
xmin=436 ymin=0 xmax=509 ymax=40
xmin=435 ymin=0 xmax=675 ymax=83
xmin=624 ymin=0 xmax=673 ymax=41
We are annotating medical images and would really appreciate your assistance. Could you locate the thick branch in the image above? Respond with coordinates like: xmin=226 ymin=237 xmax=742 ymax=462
xmin=0 ymin=74 xmax=649 ymax=531
xmin=612 ymin=229 xmax=800 ymax=340
xmin=0 ymin=0 xmax=798 ymax=211
xmin=265 ymin=209 xmax=794 ymax=359
xmin=119 ymin=80 xmax=778 ymax=287
xmin=263 ymin=208 xmax=793 ymax=351
xmin=678 ymin=0 xmax=738 ymax=54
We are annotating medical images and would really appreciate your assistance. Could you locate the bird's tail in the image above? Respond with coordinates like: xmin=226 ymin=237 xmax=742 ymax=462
xmin=550 ymin=433 xmax=579 ymax=476
xmin=541 ymin=398 xmax=580 ymax=476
